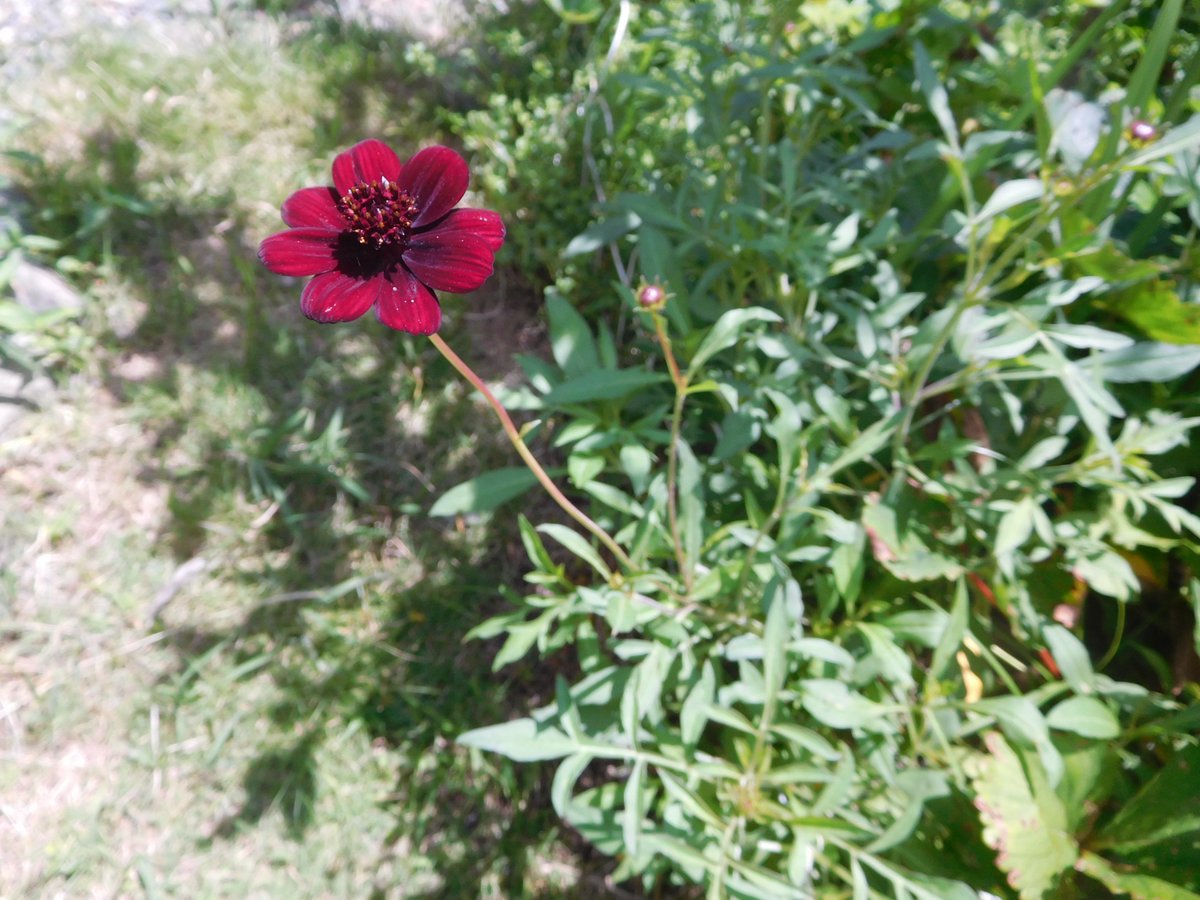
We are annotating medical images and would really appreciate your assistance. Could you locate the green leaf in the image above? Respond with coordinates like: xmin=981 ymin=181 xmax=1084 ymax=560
xmin=973 ymin=695 xmax=1064 ymax=787
xmin=966 ymin=732 xmax=1078 ymax=900
xmin=913 ymin=40 xmax=959 ymax=152
xmin=1124 ymin=0 xmax=1183 ymax=116
xmin=676 ymin=437 xmax=703 ymax=574
xmin=546 ymin=291 xmax=598 ymax=377
xmin=1090 ymin=342 xmax=1200 ymax=384
xmin=1071 ymin=547 xmax=1138 ymax=601
xmin=686 ymin=307 xmax=782 ymax=376
xmin=973 ymin=178 xmax=1044 ymax=225
xmin=551 ymin=753 xmax=592 ymax=818
xmin=538 ymin=523 xmax=612 ymax=579
xmin=619 ymin=444 xmax=655 ymax=495
xmin=458 ymin=717 xmax=580 ymax=761
xmin=929 ymin=580 xmax=969 ymax=684
xmin=799 ymin=679 xmax=899 ymax=733
xmin=623 ymin=757 xmax=646 ymax=856
xmin=1107 ymin=280 xmax=1200 ymax=345
xmin=680 ymin=660 xmax=715 ymax=747
xmin=996 ymin=496 xmax=1036 ymax=557
xmin=1076 ymin=851 xmax=1200 ymax=900
xmin=1042 ymin=624 xmax=1095 ymax=692
xmin=762 ymin=587 xmax=787 ymax=725
xmin=1046 ymin=696 xmax=1119 ymax=739
xmin=562 ymin=209 xmax=640 ymax=256
xmin=1094 ymin=744 xmax=1200 ymax=853
xmin=429 ymin=467 xmax=539 ymax=516
xmin=542 ymin=368 xmax=668 ymax=406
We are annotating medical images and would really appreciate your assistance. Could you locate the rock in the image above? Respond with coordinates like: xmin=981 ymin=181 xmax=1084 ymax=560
xmin=9 ymin=260 xmax=84 ymax=315
xmin=0 ymin=368 xmax=54 ymax=437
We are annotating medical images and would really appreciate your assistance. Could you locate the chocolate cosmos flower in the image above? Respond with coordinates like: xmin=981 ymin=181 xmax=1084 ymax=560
xmin=258 ymin=140 xmax=504 ymax=334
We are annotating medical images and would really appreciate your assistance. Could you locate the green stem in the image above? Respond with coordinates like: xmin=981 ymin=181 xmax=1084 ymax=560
xmin=652 ymin=313 xmax=692 ymax=592
xmin=428 ymin=333 xmax=634 ymax=574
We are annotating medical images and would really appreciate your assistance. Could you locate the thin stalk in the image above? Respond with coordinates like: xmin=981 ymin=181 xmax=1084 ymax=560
xmin=428 ymin=333 xmax=634 ymax=573
xmin=652 ymin=313 xmax=691 ymax=591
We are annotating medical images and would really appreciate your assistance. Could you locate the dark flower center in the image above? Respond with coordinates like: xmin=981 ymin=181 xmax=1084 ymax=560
xmin=337 ymin=179 xmax=419 ymax=249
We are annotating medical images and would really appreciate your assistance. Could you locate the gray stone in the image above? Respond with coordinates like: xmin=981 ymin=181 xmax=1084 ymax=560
xmin=10 ymin=260 xmax=84 ymax=315
xmin=0 ymin=368 xmax=54 ymax=437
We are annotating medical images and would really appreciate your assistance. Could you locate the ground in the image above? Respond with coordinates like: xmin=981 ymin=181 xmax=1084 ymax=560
xmin=0 ymin=1 xmax=589 ymax=897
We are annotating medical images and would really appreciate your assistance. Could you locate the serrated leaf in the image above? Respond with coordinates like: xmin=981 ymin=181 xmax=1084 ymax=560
xmin=967 ymin=732 xmax=1077 ymax=899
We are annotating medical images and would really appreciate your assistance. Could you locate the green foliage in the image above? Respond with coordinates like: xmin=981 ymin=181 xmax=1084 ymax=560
xmin=455 ymin=0 xmax=1200 ymax=895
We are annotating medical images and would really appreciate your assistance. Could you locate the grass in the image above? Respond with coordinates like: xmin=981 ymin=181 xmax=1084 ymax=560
xmin=0 ymin=5 xmax=604 ymax=897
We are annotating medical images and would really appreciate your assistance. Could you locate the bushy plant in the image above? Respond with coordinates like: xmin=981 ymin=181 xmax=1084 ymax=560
xmin=445 ymin=0 xmax=1200 ymax=896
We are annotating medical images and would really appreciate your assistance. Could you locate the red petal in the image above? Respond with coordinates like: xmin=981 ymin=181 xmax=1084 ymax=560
xmin=419 ymin=207 xmax=505 ymax=252
xmin=300 ymin=271 xmax=382 ymax=323
xmin=398 ymin=146 xmax=469 ymax=229
xmin=376 ymin=267 xmax=442 ymax=334
xmin=402 ymin=233 xmax=494 ymax=293
xmin=281 ymin=186 xmax=346 ymax=229
xmin=259 ymin=229 xmax=339 ymax=276
xmin=331 ymin=139 xmax=403 ymax=195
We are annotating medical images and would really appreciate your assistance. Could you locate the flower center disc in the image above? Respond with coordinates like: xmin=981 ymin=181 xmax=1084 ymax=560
xmin=337 ymin=180 xmax=419 ymax=249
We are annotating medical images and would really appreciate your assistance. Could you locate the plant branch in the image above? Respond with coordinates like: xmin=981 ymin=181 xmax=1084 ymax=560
xmin=429 ymin=332 xmax=634 ymax=573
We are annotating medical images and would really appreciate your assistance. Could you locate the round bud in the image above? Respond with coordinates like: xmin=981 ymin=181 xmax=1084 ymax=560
xmin=1128 ymin=120 xmax=1157 ymax=143
xmin=637 ymin=282 xmax=668 ymax=311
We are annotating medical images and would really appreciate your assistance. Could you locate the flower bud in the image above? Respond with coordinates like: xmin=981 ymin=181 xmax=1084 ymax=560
xmin=1127 ymin=119 xmax=1157 ymax=144
xmin=637 ymin=281 xmax=668 ymax=311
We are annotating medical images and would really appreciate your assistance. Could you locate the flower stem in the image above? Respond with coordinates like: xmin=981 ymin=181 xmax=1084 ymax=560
xmin=428 ymin=332 xmax=634 ymax=574
xmin=652 ymin=313 xmax=692 ymax=592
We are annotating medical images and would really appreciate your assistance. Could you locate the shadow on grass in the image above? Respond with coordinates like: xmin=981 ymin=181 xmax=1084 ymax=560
xmin=2 ymin=5 xmax=654 ymax=894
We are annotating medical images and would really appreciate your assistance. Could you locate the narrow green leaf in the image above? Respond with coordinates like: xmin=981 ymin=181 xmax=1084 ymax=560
xmin=623 ymin=758 xmax=646 ymax=856
xmin=430 ymin=467 xmax=539 ymax=516
xmin=562 ymin=209 xmax=640 ymax=257
xmin=1042 ymin=624 xmax=1096 ymax=692
xmin=551 ymin=753 xmax=592 ymax=818
xmin=913 ymin=40 xmax=959 ymax=152
xmin=1090 ymin=342 xmax=1200 ymax=384
xmin=1124 ymin=0 xmax=1182 ymax=114
xmin=458 ymin=718 xmax=579 ymax=762
xmin=676 ymin=437 xmax=703 ymax=574
xmin=929 ymin=579 xmax=969 ymax=684
xmin=538 ymin=523 xmax=612 ymax=579
xmin=546 ymin=291 xmax=598 ymax=377
xmin=680 ymin=660 xmax=715 ymax=747
xmin=542 ymin=368 xmax=668 ymax=406
xmin=686 ymin=307 xmax=782 ymax=376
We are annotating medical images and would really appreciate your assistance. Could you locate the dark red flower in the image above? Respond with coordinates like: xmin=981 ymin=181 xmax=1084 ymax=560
xmin=259 ymin=140 xmax=504 ymax=335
